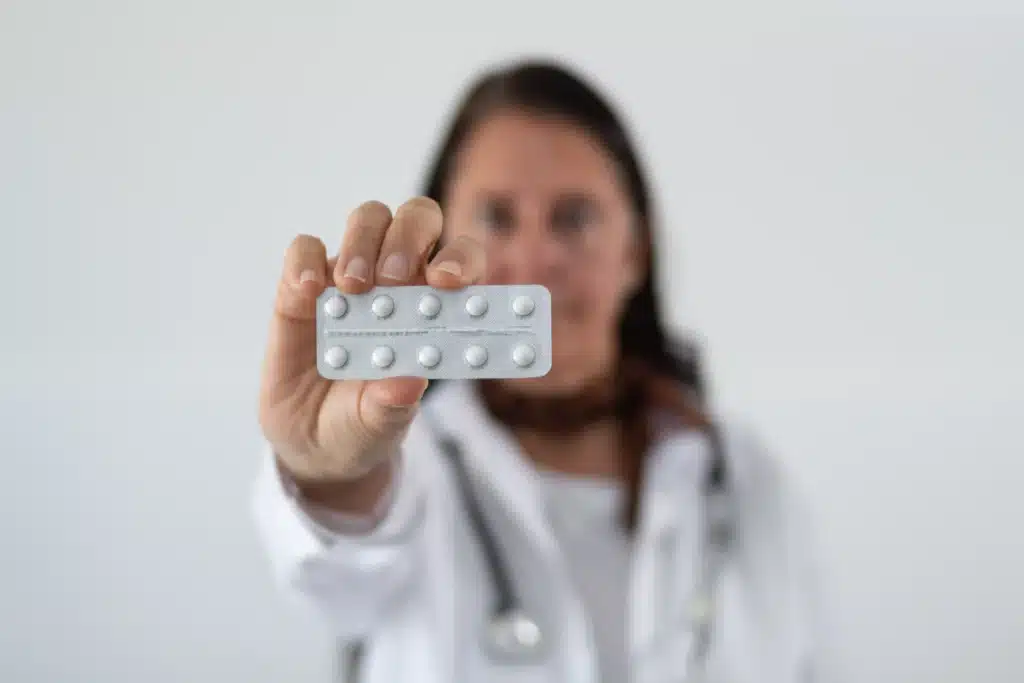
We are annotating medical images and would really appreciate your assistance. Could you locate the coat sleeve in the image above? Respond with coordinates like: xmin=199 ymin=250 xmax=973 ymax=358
xmin=250 ymin=441 xmax=429 ymax=642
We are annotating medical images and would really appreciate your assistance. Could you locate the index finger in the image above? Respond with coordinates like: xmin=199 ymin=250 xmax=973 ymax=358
xmin=333 ymin=200 xmax=394 ymax=295
xmin=374 ymin=197 xmax=445 ymax=286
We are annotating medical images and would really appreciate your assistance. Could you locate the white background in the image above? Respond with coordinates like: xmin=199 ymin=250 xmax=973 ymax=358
xmin=2 ymin=1 xmax=1022 ymax=681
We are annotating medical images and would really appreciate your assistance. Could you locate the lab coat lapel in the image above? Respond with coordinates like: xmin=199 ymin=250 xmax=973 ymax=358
xmin=426 ymin=381 xmax=559 ymax=559
xmin=630 ymin=430 xmax=709 ymax=661
xmin=425 ymin=381 xmax=610 ymax=683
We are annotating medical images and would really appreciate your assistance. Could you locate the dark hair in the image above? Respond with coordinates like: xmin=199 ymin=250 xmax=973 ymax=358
xmin=420 ymin=59 xmax=708 ymax=527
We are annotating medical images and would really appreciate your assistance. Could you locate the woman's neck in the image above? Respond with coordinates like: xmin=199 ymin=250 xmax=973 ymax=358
xmin=513 ymin=420 xmax=626 ymax=481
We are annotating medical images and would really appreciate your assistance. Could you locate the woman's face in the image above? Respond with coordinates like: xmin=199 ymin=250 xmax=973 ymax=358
xmin=443 ymin=111 xmax=644 ymax=394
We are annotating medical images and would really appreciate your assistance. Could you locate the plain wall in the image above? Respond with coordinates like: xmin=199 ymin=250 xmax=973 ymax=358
xmin=2 ymin=1 xmax=1022 ymax=681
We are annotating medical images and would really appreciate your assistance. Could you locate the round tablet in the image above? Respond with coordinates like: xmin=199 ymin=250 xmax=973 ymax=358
xmin=511 ymin=343 xmax=536 ymax=368
xmin=511 ymin=295 xmax=534 ymax=317
xmin=323 ymin=294 xmax=348 ymax=319
xmin=465 ymin=294 xmax=488 ymax=317
xmin=371 ymin=345 xmax=395 ymax=369
xmin=323 ymin=345 xmax=348 ymax=369
xmin=371 ymin=295 xmax=395 ymax=318
xmin=417 ymin=345 xmax=441 ymax=368
xmin=464 ymin=344 xmax=488 ymax=368
xmin=418 ymin=293 xmax=441 ymax=318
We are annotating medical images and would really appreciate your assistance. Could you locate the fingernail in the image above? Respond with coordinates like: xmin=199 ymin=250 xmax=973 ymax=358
xmin=434 ymin=260 xmax=462 ymax=278
xmin=382 ymin=403 xmax=417 ymax=418
xmin=343 ymin=256 xmax=369 ymax=283
xmin=297 ymin=269 xmax=320 ymax=286
xmin=374 ymin=402 xmax=419 ymax=429
xmin=379 ymin=252 xmax=409 ymax=282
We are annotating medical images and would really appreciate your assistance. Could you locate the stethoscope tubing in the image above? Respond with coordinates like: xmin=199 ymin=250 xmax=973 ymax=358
xmin=336 ymin=408 xmax=732 ymax=681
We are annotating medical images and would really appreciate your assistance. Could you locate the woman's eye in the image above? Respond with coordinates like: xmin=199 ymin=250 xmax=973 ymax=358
xmin=476 ymin=201 xmax=514 ymax=234
xmin=551 ymin=197 xmax=598 ymax=236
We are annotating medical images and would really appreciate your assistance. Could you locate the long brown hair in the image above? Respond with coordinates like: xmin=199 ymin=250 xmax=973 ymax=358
xmin=421 ymin=59 xmax=712 ymax=530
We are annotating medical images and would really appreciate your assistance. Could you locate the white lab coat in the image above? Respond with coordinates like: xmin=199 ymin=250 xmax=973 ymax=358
xmin=252 ymin=380 xmax=839 ymax=683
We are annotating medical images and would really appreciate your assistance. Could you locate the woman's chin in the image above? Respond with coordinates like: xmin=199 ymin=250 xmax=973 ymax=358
xmin=495 ymin=365 xmax=600 ymax=397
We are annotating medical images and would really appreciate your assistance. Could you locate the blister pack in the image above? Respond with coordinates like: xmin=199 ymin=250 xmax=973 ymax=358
xmin=315 ymin=284 xmax=552 ymax=380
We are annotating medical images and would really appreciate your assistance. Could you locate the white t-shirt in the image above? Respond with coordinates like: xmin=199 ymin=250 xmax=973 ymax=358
xmin=536 ymin=469 xmax=632 ymax=683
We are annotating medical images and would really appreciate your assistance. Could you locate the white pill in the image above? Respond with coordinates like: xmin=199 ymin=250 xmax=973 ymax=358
xmin=511 ymin=343 xmax=536 ymax=367
xmin=511 ymin=295 xmax=535 ymax=317
xmin=418 ymin=293 xmax=441 ymax=318
xmin=464 ymin=344 xmax=488 ymax=368
xmin=417 ymin=345 xmax=441 ymax=368
xmin=371 ymin=346 xmax=395 ymax=368
xmin=324 ymin=345 xmax=348 ymax=369
xmin=324 ymin=294 xmax=348 ymax=319
xmin=465 ymin=294 xmax=488 ymax=317
xmin=371 ymin=294 xmax=395 ymax=318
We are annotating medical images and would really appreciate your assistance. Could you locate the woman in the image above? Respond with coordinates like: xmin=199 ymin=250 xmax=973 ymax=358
xmin=254 ymin=60 xmax=837 ymax=683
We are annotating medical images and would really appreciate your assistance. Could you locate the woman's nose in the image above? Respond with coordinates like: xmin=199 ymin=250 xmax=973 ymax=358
xmin=490 ymin=226 xmax=570 ymax=287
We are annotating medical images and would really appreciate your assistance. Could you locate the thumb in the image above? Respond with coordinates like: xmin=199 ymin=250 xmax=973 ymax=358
xmin=358 ymin=377 xmax=429 ymax=437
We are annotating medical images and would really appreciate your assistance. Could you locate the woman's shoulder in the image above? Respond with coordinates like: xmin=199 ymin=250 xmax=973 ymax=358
xmin=714 ymin=415 xmax=794 ymax=496
xmin=654 ymin=414 xmax=814 ymax=539
xmin=654 ymin=414 xmax=794 ymax=492
xmin=710 ymin=414 xmax=821 ymax=561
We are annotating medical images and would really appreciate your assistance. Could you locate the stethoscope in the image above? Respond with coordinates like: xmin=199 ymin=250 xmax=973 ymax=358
xmin=337 ymin=408 xmax=734 ymax=681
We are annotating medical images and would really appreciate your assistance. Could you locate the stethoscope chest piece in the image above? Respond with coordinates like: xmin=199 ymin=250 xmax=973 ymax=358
xmin=483 ymin=608 xmax=546 ymax=663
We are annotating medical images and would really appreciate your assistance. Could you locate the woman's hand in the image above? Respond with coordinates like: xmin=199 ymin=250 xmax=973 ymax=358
xmin=258 ymin=198 xmax=484 ymax=510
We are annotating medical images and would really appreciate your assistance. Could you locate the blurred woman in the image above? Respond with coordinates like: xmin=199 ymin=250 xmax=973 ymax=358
xmin=253 ymin=59 xmax=838 ymax=682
